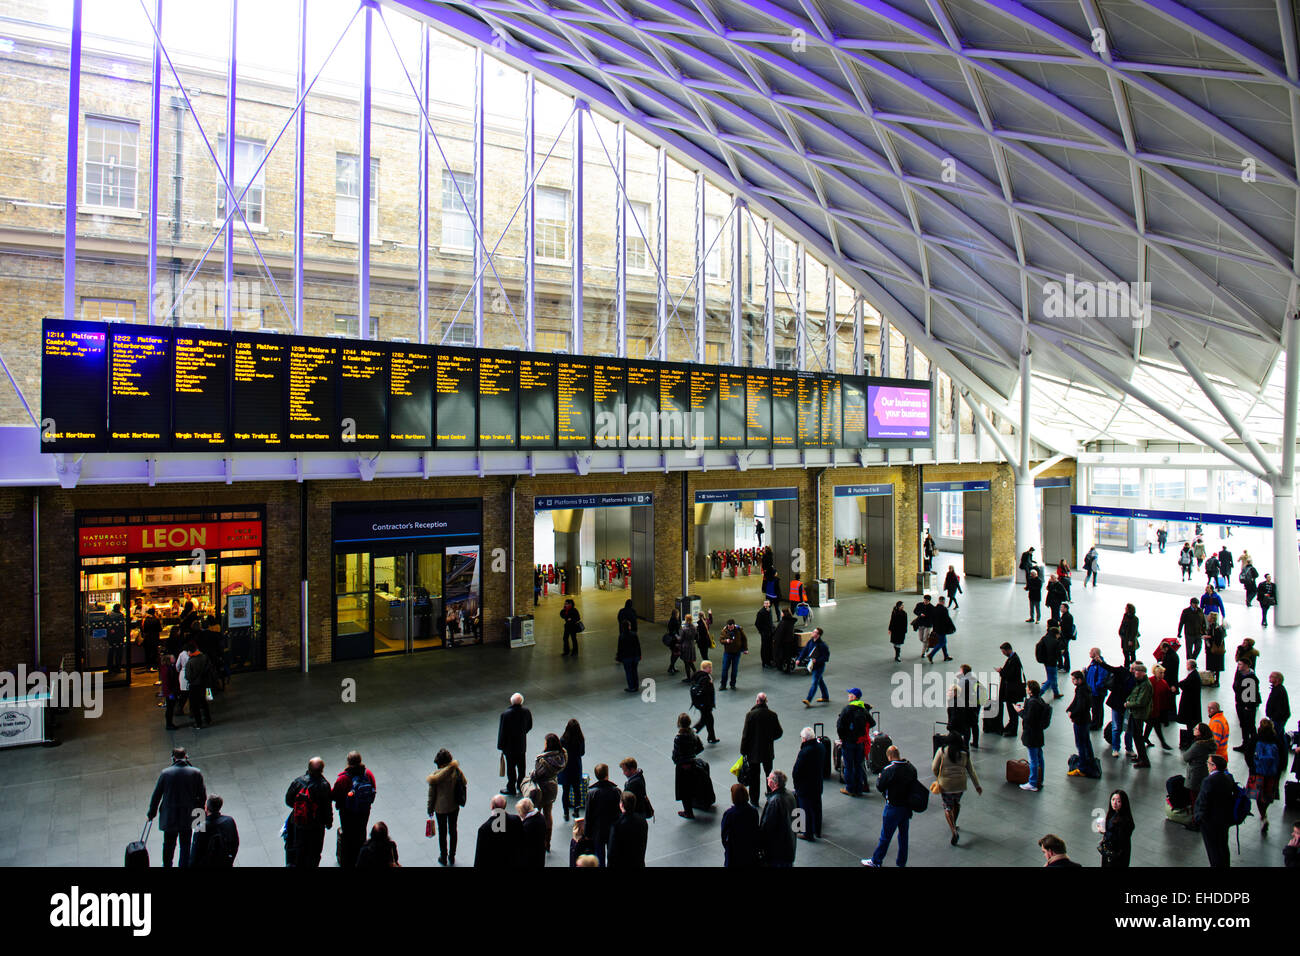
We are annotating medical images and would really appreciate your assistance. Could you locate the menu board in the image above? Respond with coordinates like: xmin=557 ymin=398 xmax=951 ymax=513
xmin=744 ymin=371 xmax=771 ymax=447
xmin=287 ymin=338 xmax=338 ymax=447
xmin=796 ymin=372 xmax=819 ymax=448
xmin=819 ymin=377 xmax=842 ymax=447
xmin=770 ymin=373 xmax=797 ymax=449
xmin=339 ymin=345 xmax=387 ymax=448
xmin=557 ymin=359 xmax=592 ymax=447
xmin=626 ymin=362 xmax=658 ymax=448
xmin=231 ymin=333 xmax=287 ymax=448
xmin=477 ymin=353 xmax=518 ymax=447
xmin=717 ymin=370 xmax=746 ymax=447
xmin=658 ymin=365 xmax=690 ymax=447
xmin=436 ymin=350 xmax=477 ymax=448
xmin=109 ymin=327 xmax=171 ymax=450
xmin=841 ymin=377 xmax=866 ymax=448
xmin=689 ymin=368 xmax=718 ymax=448
xmin=519 ymin=357 xmax=556 ymax=448
xmin=389 ymin=346 xmax=434 ymax=447
xmin=173 ymin=331 xmax=229 ymax=449
xmin=40 ymin=319 xmax=108 ymax=452
xmin=592 ymin=360 xmax=625 ymax=448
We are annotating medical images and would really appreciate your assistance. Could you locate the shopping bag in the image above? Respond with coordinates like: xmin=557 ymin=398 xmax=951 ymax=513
xmin=729 ymin=756 xmax=744 ymax=778
xmin=426 ymin=817 xmax=436 ymax=838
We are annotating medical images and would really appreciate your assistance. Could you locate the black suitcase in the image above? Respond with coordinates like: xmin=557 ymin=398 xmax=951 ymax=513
xmin=1286 ymin=780 xmax=1300 ymax=811
xmin=125 ymin=820 xmax=151 ymax=868
xmin=867 ymin=734 xmax=893 ymax=774
xmin=813 ymin=723 xmax=833 ymax=779
xmin=693 ymin=759 xmax=716 ymax=809
xmin=933 ymin=720 xmax=953 ymax=754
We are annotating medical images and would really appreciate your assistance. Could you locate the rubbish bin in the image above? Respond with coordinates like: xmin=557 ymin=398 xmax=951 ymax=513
xmin=807 ymin=578 xmax=837 ymax=607
xmin=676 ymin=595 xmax=701 ymax=622
xmin=508 ymin=615 xmax=535 ymax=649
xmin=915 ymin=571 xmax=935 ymax=594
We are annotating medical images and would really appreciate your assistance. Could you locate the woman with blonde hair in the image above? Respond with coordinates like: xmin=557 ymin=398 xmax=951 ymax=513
xmin=931 ymin=731 xmax=982 ymax=846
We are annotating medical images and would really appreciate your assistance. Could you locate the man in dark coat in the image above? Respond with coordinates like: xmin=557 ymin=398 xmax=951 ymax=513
xmin=615 ymin=620 xmax=642 ymax=693
xmin=331 ymin=750 xmax=377 ymax=870
xmin=836 ymin=688 xmax=873 ymax=796
xmin=755 ymin=599 xmax=776 ymax=668
xmin=147 ymin=747 xmax=206 ymax=869
xmin=1024 ymin=569 xmax=1043 ymax=623
xmin=189 ymin=794 xmax=239 ymax=868
xmin=740 ymin=693 xmax=784 ymax=806
xmin=690 ymin=661 xmax=718 ymax=743
xmin=1265 ymin=672 xmax=1291 ymax=734
xmin=861 ymin=747 xmax=918 ymax=867
xmin=996 ymin=643 xmax=1026 ymax=736
xmin=1232 ymin=661 xmax=1260 ymax=754
xmin=583 ymin=765 xmax=622 ymax=866
xmin=284 ymin=756 xmax=333 ymax=867
xmin=518 ymin=798 xmax=547 ymax=867
xmin=773 ymin=608 xmax=797 ymax=668
xmin=1194 ymin=755 xmax=1237 ymax=868
xmin=473 ymin=795 xmax=522 ymax=868
xmin=790 ymin=729 xmax=824 ymax=841
xmin=1177 ymin=660 xmax=1203 ymax=731
xmin=608 ymin=792 xmax=648 ymax=867
xmin=758 ymin=770 xmax=797 ymax=866
xmin=619 ymin=758 xmax=654 ymax=820
xmin=1178 ymin=598 xmax=1207 ymax=662
xmin=1217 ymin=547 xmax=1233 ymax=587
xmin=496 ymin=693 xmax=533 ymax=796
xmin=617 ymin=599 xmax=638 ymax=636
xmin=1018 ymin=681 xmax=1051 ymax=791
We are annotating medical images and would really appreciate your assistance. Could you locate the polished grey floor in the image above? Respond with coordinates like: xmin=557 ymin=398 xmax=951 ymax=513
xmin=2 ymin=550 xmax=1295 ymax=868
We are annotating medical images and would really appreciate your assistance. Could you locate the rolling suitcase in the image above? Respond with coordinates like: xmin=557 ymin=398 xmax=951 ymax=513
xmin=867 ymin=734 xmax=893 ymax=775
xmin=813 ymin=722 xmax=833 ymax=778
xmin=1005 ymin=759 xmax=1030 ymax=785
xmin=125 ymin=820 xmax=151 ymax=868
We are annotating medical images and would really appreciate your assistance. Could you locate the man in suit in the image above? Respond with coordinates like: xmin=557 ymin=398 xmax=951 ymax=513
xmin=473 ymin=794 xmax=522 ymax=868
xmin=146 ymin=747 xmax=206 ymax=868
xmin=583 ymin=763 xmax=621 ymax=866
xmin=497 ymin=692 xmax=533 ymax=796
xmin=996 ymin=643 xmax=1026 ymax=736
xmin=740 ymin=693 xmax=784 ymax=806
xmin=517 ymin=798 xmax=546 ymax=867
xmin=755 ymin=599 xmax=776 ymax=668
xmin=608 ymin=791 xmax=648 ymax=867
xmin=1194 ymin=755 xmax=1237 ymax=868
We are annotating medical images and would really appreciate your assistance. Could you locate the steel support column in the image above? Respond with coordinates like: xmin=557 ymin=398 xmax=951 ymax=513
xmin=473 ymin=46 xmax=485 ymax=347
xmin=1014 ymin=349 xmax=1038 ymax=573
xmin=730 ymin=196 xmax=744 ymax=366
xmin=615 ymin=122 xmax=626 ymax=357
xmin=694 ymin=171 xmax=706 ymax=363
xmin=223 ymin=0 xmax=238 ymax=329
xmin=358 ymin=2 xmax=373 ymax=339
xmin=795 ymin=242 xmax=806 ymax=369
xmin=416 ymin=24 xmax=429 ymax=343
xmin=146 ymin=0 xmax=162 ymax=323
xmin=879 ymin=319 xmax=890 ymax=377
xmin=63 ymin=0 xmax=82 ymax=321
xmin=1272 ymin=310 xmax=1300 ymax=625
xmin=523 ymin=72 xmax=535 ymax=350
xmin=293 ymin=0 xmax=307 ymax=333
xmin=825 ymin=270 xmax=836 ymax=373
xmin=853 ymin=296 xmax=863 ymax=375
xmin=655 ymin=146 xmax=668 ymax=361
xmin=571 ymin=101 xmax=585 ymax=355
xmin=764 ymin=219 xmax=775 ymax=369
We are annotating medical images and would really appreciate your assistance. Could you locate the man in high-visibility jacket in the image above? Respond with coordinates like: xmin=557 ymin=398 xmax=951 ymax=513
xmin=1206 ymin=702 xmax=1230 ymax=760
xmin=788 ymin=574 xmax=806 ymax=605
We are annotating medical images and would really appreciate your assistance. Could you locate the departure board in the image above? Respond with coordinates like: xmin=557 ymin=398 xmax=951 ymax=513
xmin=338 ymin=345 xmax=387 ymax=448
xmin=287 ymin=338 xmax=338 ymax=447
xmin=592 ymin=361 xmax=625 ymax=448
xmin=658 ymin=365 xmax=690 ymax=447
xmin=744 ymin=371 xmax=771 ymax=447
xmin=40 ymin=319 xmax=108 ymax=452
xmin=519 ymin=357 xmax=556 ymax=448
xmin=389 ymin=346 xmax=435 ymax=447
xmin=771 ymin=374 xmax=797 ymax=448
xmin=557 ymin=360 xmax=593 ymax=447
xmin=796 ymin=372 xmax=819 ymax=447
xmin=820 ymin=377 xmax=842 ymax=447
xmin=478 ymin=353 xmax=518 ymax=447
xmin=436 ymin=350 xmax=477 ymax=448
xmin=689 ymin=368 xmax=718 ymax=448
xmin=173 ymin=331 xmax=229 ymax=449
xmin=626 ymin=362 xmax=658 ymax=448
xmin=841 ymin=377 xmax=867 ymax=448
xmin=718 ymin=370 xmax=746 ymax=447
xmin=231 ymin=333 xmax=287 ymax=448
xmin=109 ymin=327 xmax=171 ymax=451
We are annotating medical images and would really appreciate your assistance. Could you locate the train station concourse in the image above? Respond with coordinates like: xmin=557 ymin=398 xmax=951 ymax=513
xmin=0 ymin=0 xmax=1299 ymax=913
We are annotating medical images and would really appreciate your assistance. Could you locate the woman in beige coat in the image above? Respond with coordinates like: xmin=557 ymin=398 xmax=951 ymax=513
xmin=525 ymin=733 xmax=568 ymax=851
xmin=931 ymin=731 xmax=982 ymax=846
xmin=426 ymin=749 xmax=466 ymax=866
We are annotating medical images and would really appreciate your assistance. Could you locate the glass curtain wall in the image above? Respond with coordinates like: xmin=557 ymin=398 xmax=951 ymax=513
xmin=582 ymin=112 xmax=618 ymax=356
xmin=482 ymin=55 xmax=528 ymax=351
xmin=532 ymin=84 xmax=572 ymax=352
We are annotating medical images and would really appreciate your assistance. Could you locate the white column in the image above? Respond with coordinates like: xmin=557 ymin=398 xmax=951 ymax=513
xmin=1014 ymin=348 xmax=1037 ymax=579
xmin=1272 ymin=310 xmax=1299 ymax=625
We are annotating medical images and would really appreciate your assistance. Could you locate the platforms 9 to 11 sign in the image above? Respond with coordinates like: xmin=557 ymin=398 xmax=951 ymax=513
xmin=39 ymin=319 xmax=933 ymax=454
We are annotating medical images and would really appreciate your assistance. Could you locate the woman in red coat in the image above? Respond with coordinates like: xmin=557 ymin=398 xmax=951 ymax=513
xmin=1142 ymin=665 xmax=1175 ymax=750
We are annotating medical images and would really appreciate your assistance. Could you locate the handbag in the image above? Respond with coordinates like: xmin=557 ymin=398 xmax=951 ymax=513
xmin=498 ymin=753 xmax=506 ymax=777
xmin=425 ymin=817 xmax=436 ymax=838
xmin=574 ymin=620 xmax=585 ymax=633
xmin=729 ymin=756 xmax=745 ymax=778
xmin=929 ymin=780 xmax=943 ymax=794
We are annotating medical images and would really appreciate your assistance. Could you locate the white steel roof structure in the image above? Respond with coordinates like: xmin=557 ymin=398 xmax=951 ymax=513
xmin=395 ymin=0 xmax=1300 ymax=460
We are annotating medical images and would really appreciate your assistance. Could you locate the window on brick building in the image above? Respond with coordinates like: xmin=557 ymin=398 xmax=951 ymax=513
xmin=627 ymin=200 xmax=651 ymax=272
xmin=704 ymin=214 xmax=723 ymax=278
xmin=441 ymin=170 xmax=475 ymax=250
xmin=626 ymin=337 xmax=650 ymax=359
xmin=335 ymin=154 xmax=379 ymax=240
xmin=774 ymin=346 xmax=796 ymax=370
xmin=84 ymin=117 xmax=139 ymax=211
xmin=704 ymin=341 xmax=725 ymax=365
xmin=773 ymin=231 xmax=794 ymax=290
xmin=444 ymin=323 xmax=474 ymax=346
xmin=215 ymin=136 xmax=267 ymax=227
xmin=536 ymin=186 xmax=570 ymax=262
xmin=82 ymin=298 xmax=137 ymax=322
xmin=333 ymin=314 xmax=379 ymax=340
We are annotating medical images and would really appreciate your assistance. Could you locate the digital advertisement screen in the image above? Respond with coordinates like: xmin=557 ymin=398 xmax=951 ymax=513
xmin=689 ymin=368 xmax=718 ymax=448
xmin=519 ymin=357 xmax=556 ymax=448
xmin=770 ymin=374 xmax=797 ymax=448
xmin=744 ymin=371 xmax=771 ymax=447
xmin=592 ymin=360 xmax=625 ymax=448
xmin=231 ymin=333 xmax=287 ymax=448
xmin=173 ymin=331 xmax=230 ymax=449
xmin=868 ymin=382 xmax=932 ymax=441
xmin=436 ymin=350 xmax=477 ymax=448
xmin=626 ymin=362 xmax=658 ymax=448
xmin=717 ymin=370 xmax=746 ymax=447
xmin=287 ymin=338 xmax=338 ymax=447
xmin=557 ymin=360 xmax=593 ymax=447
xmin=389 ymin=346 xmax=435 ymax=448
xmin=109 ymin=326 xmax=171 ymax=451
xmin=338 ymin=344 xmax=387 ymax=449
xmin=477 ymin=353 xmax=518 ymax=447
xmin=40 ymin=319 xmax=108 ymax=452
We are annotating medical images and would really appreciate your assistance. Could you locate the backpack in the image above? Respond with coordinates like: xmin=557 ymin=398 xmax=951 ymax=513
xmin=292 ymin=778 xmax=321 ymax=826
xmin=195 ymin=828 xmax=230 ymax=868
xmin=907 ymin=777 xmax=930 ymax=813
xmin=453 ymin=770 xmax=468 ymax=808
xmin=689 ymin=676 xmax=708 ymax=709
xmin=1254 ymin=742 xmax=1280 ymax=778
xmin=345 ymin=771 xmax=376 ymax=814
xmin=839 ymin=706 xmax=868 ymax=741
xmin=1229 ymin=783 xmax=1252 ymax=827
xmin=1086 ymin=664 xmax=1110 ymax=696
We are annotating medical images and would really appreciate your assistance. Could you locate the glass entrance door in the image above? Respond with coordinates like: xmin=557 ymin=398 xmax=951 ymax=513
xmin=374 ymin=551 xmax=443 ymax=655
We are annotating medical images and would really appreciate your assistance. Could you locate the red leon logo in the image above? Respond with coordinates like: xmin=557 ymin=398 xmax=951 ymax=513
xmin=79 ymin=521 xmax=263 ymax=557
